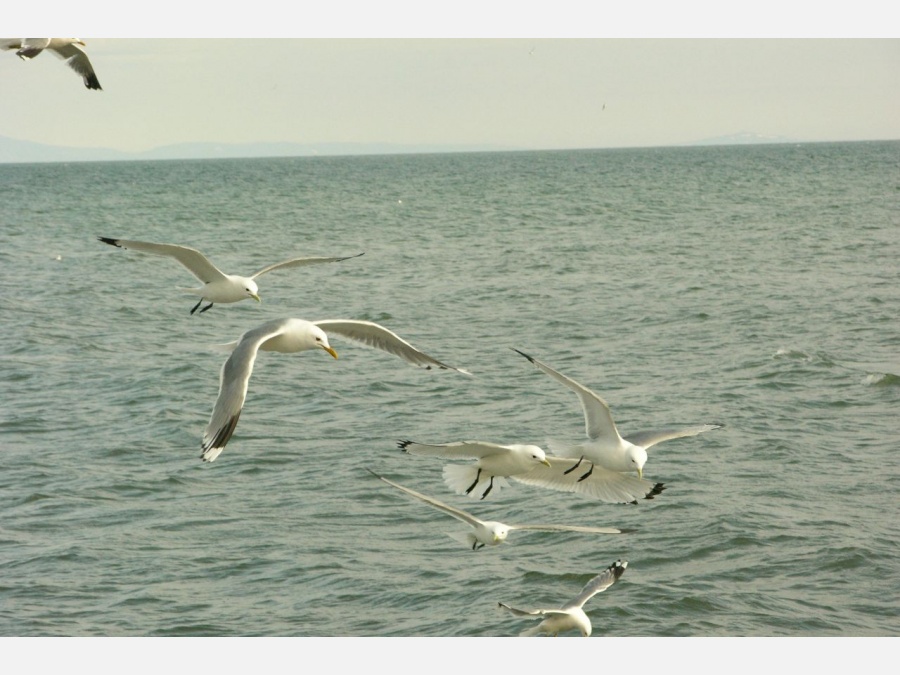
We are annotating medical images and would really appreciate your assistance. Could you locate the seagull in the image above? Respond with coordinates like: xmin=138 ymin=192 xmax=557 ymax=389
xmin=398 ymin=439 xmax=551 ymax=500
xmin=2 ymin=38 xmax=101 ymax=90
xmin=512 ymin=349 xmax=722 ymax=502
xmin=201 ymin=318 xmax=469 ymax=462
xmin=367 ymin=470 xmax=628 ymax=551
xmin=498 ymin=559 xmax=627 ymax=637
xmin=98 ymin=237 xmax=363 ymax=314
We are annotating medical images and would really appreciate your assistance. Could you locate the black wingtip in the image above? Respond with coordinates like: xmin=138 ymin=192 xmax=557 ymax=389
xmin=511 ymin=348 xmax=535 ymax=364
xmin=610 ymin=559 xmax=628 ymax=579
xmin=98 ymin=236 xmax=120 ymax=247
xmin=397 ymin=439 xmax=413 ymax=452
xmin=645 ymin=482 xmax=667 ymax=500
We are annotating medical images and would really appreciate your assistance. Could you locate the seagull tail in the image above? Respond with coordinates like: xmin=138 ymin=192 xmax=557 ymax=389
xmin=446 ymin=531 xmax=478 ymax=549
xmin=443 ymin=464 xmax=486 ymax=499
xmin=519 ymin=624 xmax=543 ymax=637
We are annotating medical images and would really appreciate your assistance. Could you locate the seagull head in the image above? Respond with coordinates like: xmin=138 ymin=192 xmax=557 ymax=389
xmin=310 ymin=325 xmax=338 ymax=359
xmin=626 ymin=446 xmax=648 ymax=479
xmin=530 ymin=445 xmax=552 ymax=467
xmin=488 ymin=523 xmax=510 ymax=544
xmin=243 ymin=279 xmax=261 ymax=303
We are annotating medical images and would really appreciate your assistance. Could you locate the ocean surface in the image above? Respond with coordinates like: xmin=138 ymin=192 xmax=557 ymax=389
xmin=1 ymin=142 xmax=898 ymax=637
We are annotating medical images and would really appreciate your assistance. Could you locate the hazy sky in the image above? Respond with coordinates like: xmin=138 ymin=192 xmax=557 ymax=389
xmin=2 ymin=36 xmax=897 ymax=152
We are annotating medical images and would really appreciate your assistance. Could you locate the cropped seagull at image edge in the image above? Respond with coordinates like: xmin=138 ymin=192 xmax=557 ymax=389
xmin=201 ymin=318 xmax=470 ymax=462
xmin=367 ymin=470 xmax=629 ymax=550
xmin=2 ymin=38 xmax=101 ymax=90
xmin=499 ymin=559 xmax=627 ymax=637
xmin=511 ymin=348 xmax=722 ymax=503
xmin=98 ymin=237 xmax=363 ymax=314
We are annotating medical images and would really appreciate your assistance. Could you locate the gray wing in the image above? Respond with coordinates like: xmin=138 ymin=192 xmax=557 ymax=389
xmin=562 ymin=560 xmax=627 ymax=610
xmin=626 ymin=424 xmax=723 ymax=450
xmin=315 ymin=320 xmax=469 ymax=373
xmin=200 ymin=320 xmax=291 ymax=461
xmin=98 ymin=237 xmax=228 ymax=283
xmin=250 ymin=252 xmax=364 ymax=279
xmin=498 ymin=602 xmax=554 ymax=618
xmin=511 ymin=457 xmax=665 ymax=504
xmin=50 ymin=39 xmax=101 ymax=90
xmin=510 ymin=523 xmax=625 ymax=535
xmin=399 ymin=439 xmax=513 ymax=459
xmin=6 ymin=38 xmax=49 ymax=58
xmin=367 ymin=470 xmax=484 ymax=529
xmin=513 ymin=349 xmax=621 ymax=444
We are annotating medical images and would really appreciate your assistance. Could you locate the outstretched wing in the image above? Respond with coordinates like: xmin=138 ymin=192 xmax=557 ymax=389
xmin=98 ymin=237 xmax=228 ymax=283
xmin=511 ymin=456 xmax=665 ymax=504
xmin=250 ymin=252 xmax=364 ymax=279
xmin=398 ymin=439 xmax=513 ymax=459
xmin=366 ymin=469 xmax=484 ymax=529
xmin=315 ymin=320 xmax=469 ymax=373
xmin=50 ymin=39 xmax=101 ymax=90
xmin=200 ymin=320 xmax=291 ymax=462
xmin=497 ymin=602 xmax=563 ymax=619
xmin=513 ymin=349 xmax=621 ymax=444
xmin=563 ymin=560 xmax=628 ymax=610
xmin=510 ymin=523 xmax=626 ymax=535
xmin=626 ymin=424 xmax=723 ymax=450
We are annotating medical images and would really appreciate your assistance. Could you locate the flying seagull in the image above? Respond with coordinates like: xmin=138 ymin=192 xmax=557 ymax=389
xmin=499 ymin=559 xmax=627 ymax=636
xmin=398 ymin=439 xmax=551 ymax=500
xmin=98 ymin=237 xmax=363 ymax=314
xmin=2 ymin=38 xmax=101 ymax=90
xmin=367 ymin=470 xmax=628 ymax=550
xmin=201 ymin=318 xmax=469 ymax=462
xmin=511 ymin=349 xmax=722 ymax=502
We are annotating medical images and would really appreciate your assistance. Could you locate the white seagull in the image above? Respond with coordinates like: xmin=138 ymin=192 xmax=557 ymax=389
xmin=98 ymin=237 xmax=363 ymax=314
xmin=499 ymin=559 xmax=627 ymax=637
xmin=398 ymin=439 xmax=551 ymax=500
xmin=201 ymin=318 xmax=469 ymax=462
xmin=512 ymin=349 xmax=722 ymax=503
xmin=2 ymin=38 xmax=101 ymax=90
xmin=367 ymin=470 xmax=628 ymax=551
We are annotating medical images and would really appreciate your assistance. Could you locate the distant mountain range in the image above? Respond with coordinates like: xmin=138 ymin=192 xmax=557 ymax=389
xmin=0 ymin=132 xmax=803 ymax=164
xmin=0 ymin=136 xmax=518 ymax=164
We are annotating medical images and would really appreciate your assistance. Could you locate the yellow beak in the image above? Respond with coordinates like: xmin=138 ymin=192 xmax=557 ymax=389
xmin=637 ymin=467 xmax=643 ymax=479
xmin=323 ymin=345 xmax=338 ymax=359
xmin=541 ymin=458 xmax=551 ymax=467
xmin=251 ymin=293 xmax=261 ymax=303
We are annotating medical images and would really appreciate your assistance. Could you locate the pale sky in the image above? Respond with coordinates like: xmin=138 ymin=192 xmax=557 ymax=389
xmin=3 ymin=8 xmax=898 ymax=154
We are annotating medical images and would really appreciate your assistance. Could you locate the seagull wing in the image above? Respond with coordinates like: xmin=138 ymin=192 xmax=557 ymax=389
xmin=315 ymin=320 xmax=469 ymax=373
xmin=367 ymin=470 xmax=485 ymax=529
xmin=8 ymin=38 xmax=49 ymax=59
xmin=511 ymin=456 xmax=665 ymax=503
xmin=201 ymin=319 xmax=291 ymax=461
xmin=49 ymin=39 xmax=101 ymax=90
xmin=398 ymin=439 xmax=513 ymax=459
xmin=250 ymin=252 xmax=364 ymax=279
xmin=513 ymin=349 xmax=621 ymax=444
xmin=509 ymin=523 xmax=624 ymax=535
xmin=98 ymin=237 xmax=228 ymax=283
xmin=497 ymin=602 xmax=563 ymax=619
xmin=562 ymin=560 xmax=627 ymax=610
xmin=626 ymin=424 xmax=723 ymax=450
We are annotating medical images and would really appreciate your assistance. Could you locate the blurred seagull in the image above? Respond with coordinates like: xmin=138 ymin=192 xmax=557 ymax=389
xmin=201 ymin=319 xmax=469 ymax=462
xmin=398 ymin=439 xmax=550 ymax=500
xmin=512 ymin=349 xmax=722 ymax=502
xmin=499 ymin=559 xmax=627 ymax=637
xmin=367 ymin=470 xmax=627 ymax=550
xmin=98 ymin=237 xmax=363 ymax=314
xmin=2 ymin=38 xmax=101 ymax=90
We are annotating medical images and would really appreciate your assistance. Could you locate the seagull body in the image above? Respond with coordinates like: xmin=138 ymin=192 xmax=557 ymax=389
xmin=367 ymin=470 xmax=626 ymax=550
xmin=202 ymin=318 xmax=468 ymax=462
xmin=499 ymin=559 xmax=627 ymax=636
xmin=98 ymin=237 xmax=363 ymax=314
xmin=398 ymin=439 xmax=551 ymax=500
xmin=513 ymin=349 xmax=721 ymax=502
xmin=2 ymin=38 xmax=101 ymax=90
